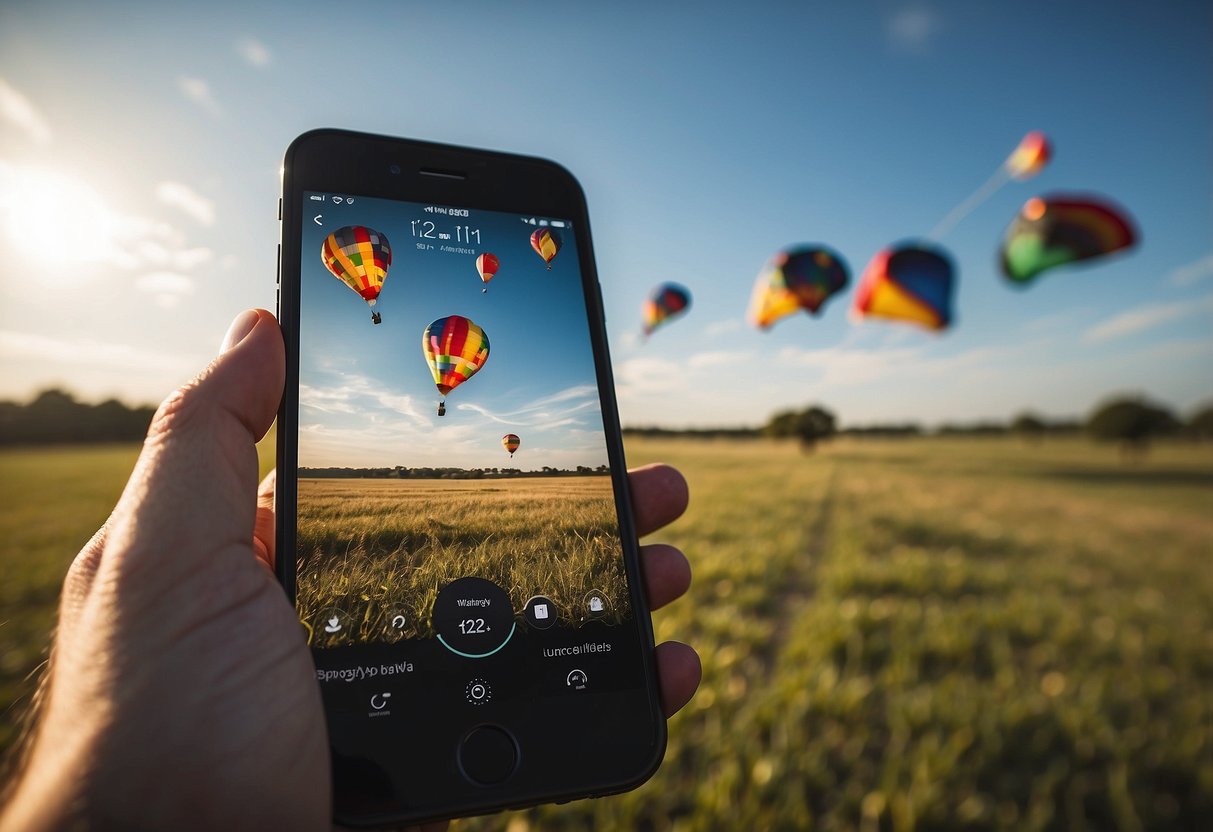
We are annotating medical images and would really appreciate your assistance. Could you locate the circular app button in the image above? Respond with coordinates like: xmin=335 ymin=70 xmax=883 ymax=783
xmin=380 ymin=605 xmax=410 ymax=642
xmin=465 ymin=678 xmax=493 ymax=705
xmin=314 ymin=606 xmax=352 ymax=647
xmin=432 ymin=577 xmax=515 ymax=658
xmin=523 ymin=595 xmax=559 ymax=630
xmin=582 ymin=589 xmax=612 ymax=620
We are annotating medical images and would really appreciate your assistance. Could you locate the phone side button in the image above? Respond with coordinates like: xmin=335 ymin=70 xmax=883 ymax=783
xmin=456 ymin=725 xmax=519 ymax=786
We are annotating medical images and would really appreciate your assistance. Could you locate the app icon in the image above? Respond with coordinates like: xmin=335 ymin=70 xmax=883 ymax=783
xmin=314 ymin=607 xmax=351 ymax=644
xmin=369 ymin=692 xmax=391 ymax=711
xmin=381 ymin=605 xmax=409 ymax=642
xmin=583 ymin=589 xmax=611 ymax=620
xmin=566 ymin=669 xmax=588 ymax=690
xmin=523 ymin=595 xmax=558 ymax=630
xmin=465 ymin=678 xmax=493 ymax=705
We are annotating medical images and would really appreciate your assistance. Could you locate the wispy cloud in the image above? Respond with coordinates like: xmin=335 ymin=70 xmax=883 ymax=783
xmin=886 ymin=7 xmax=940 ymax=53
xmin=1169 ymin=253 xmax=1213 ymax=287
xmin=0 ymin=330 xmax=194 ymax=375
xmin=236 ymin=37 xmax=271 ymax=68
xmin=456 ymin=384 xmax=601 ymax=427
xmin=0 ymin=78 xmax=52 ymax=142
xmin=177 ymin=76 xmax=222 ymax=117
xmin=1082 ymin=298 xmax=1212 ymax=343
xmin=135 ymin=271 xmax=194 ymax=308
xmin=155 ymin=180 xmax=216 ymax=225
xmin=702 ymin=318 xmax=743 ymax=338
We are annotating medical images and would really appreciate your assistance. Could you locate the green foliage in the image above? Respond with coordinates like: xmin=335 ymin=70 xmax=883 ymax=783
xmin=0 ymin=388 xmax=156 ymax=445
xmin=1187 ymin=403 xmax=1213 ymax=440
xmin=1087 ymin=397 xmax=1181 ymax=446
xmin=764 ymin=405 xmax=837 ymax=449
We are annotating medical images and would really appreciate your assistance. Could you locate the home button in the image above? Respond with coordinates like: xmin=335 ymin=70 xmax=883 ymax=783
xmin=457 ymin=725 xmax=519 ymax=786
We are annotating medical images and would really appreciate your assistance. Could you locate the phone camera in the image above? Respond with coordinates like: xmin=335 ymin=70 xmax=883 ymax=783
xmin=389 ymin=163 xmax=402 ymax=175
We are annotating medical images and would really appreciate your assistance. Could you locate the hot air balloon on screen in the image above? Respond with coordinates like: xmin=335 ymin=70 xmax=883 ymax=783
xmin=502 ymin=434 xmax=521 ymax=458
xmin=749 ymin=246 xmax=850 ymax=330
xmin=530 ymin=228 xmax=561 ymax=269
xmin=999 ymin=194 xmax=1137 ymax=285
xmin=321 ymin=225 xmax=392 ymax=324
xmin=642 ymin=283 xmax=692 ymax=336
xmin=422 ymin=316 xmax=490 ymax=416
xmin=852 ymin=243 xmax=955 ymax=332
xmin=476 ymin=253 xmax=500 ymax=293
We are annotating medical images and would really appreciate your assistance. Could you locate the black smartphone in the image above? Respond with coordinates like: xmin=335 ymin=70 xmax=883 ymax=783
xmin=275 ymin=129 xmax=666 ymax=826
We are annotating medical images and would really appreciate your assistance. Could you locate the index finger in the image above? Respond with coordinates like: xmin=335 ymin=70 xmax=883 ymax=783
xmin=628 ymin=464 xmax=689 ymax=537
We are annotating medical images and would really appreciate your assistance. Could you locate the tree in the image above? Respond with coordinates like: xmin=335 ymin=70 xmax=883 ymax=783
xmin=1187 ymin=404 xmax=1213 ymax=441
xmin=1011 ymin=412 xmax=1046 ymax=443
xmin=764 ymin=405 xmax=837 ymax=452
xmin=1086 ymin=396 xmax=1180 ymax=457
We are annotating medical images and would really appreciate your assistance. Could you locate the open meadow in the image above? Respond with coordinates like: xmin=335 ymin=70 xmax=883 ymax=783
xmin=295 ymin=477 xmax=625 ymax=643
xmin=2 ymin=436 xmax=1211 ymax=830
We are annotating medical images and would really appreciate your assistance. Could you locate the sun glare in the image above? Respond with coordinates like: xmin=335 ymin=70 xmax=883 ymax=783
xmin=0 ymin=163 xmax=174 ymax=281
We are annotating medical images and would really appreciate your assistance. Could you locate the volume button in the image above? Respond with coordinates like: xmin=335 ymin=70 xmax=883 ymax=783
xmin=276 ymin=245 xmax=281 ymax=285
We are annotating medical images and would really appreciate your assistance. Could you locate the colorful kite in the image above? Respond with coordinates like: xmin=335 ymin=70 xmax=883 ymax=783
xmin=642 ymin=283 xmax=692 ymax=336
xmin=502 ymin=433 xmax=521 ymax=458
xmin=321 ymin=225 xmax=392 ymax=324
xmin=1000 ymin=194 xmax=1137 ymax=284
xmin=475 ymin=252 xmax=500 ymax=293
xmin=422 ymin=315 xmax=490 ymax=416
xmin=1005 ymin=131 xmax=1052 ymax=180
xmin=852 ymin=243 xmax=955 ymax=331
xmin=927 ymin=131 xmax=1053 ymax=239
xmin=530 ymin=227 xmax=562 ymax=270
xmin=749 ymin=246 xmax=850 ymax=330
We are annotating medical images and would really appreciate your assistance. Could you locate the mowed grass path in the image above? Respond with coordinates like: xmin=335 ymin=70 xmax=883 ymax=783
xmin=2 ymin=438 xmax=1211 ymax=830
xmin=478 ymin=437 xmax=1213 ymax=832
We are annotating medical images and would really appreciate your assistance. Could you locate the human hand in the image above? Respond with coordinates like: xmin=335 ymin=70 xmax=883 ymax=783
xmin=3 ymin=309 xmax=699 ymax=831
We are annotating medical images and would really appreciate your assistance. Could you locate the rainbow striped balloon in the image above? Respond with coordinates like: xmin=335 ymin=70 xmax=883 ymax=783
xmin=422 ymin=316 xmax=490 ymax=415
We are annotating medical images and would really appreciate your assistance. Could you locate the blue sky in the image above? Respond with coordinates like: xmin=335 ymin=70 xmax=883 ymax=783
xmin=1 ymin=1 xmax=1209 ymax=428
xmin=298 ymin=196 xmax=608 ymax=469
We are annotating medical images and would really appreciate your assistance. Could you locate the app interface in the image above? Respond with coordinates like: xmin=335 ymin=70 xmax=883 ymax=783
xmin=296 ymin=193 xmax=644 ymax=742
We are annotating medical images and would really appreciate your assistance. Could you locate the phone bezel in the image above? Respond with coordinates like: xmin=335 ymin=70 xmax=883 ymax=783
xmin=276 ymin=128 xmax=666 ymax=826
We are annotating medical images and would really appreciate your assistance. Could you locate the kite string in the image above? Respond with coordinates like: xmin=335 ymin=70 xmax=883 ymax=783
xmin=926 ymin=166 xmax=1011 ymax=241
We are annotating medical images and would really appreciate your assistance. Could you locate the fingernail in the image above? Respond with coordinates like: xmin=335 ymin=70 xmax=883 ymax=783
xmin=221 ymin=310 xmax=260 ymax=354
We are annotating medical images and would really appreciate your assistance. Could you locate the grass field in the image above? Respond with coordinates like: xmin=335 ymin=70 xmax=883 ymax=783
xmin=2 ymin=437 xmax=1211 ymax=830
xmin=295 ymin=477 xmax=625 ymax=644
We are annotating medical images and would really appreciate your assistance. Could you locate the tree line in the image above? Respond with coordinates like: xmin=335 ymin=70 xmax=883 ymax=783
xmin=0 ymin=389 xmax=156 ymax=445
xmin=300 ymin=465 xmax=610 ymax=479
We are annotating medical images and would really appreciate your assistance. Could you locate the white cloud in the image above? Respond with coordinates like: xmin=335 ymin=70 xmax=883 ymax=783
xmin=887 ymin=7 xmax=939 ymax=52
xmin=155 ymin=180 xmax=216 ymax=225
xmin=1169 ymin=253 xmax=1213 ymax=287
xmin=236 ymin=37 xmax=271 ymax=68
xmin=702 ymin=318 xmax=743 ymax=338
xmin=0 ymin=330 xmax=194 ymax=375
xmin=0 ymin=78 xmax=52 ymax=142
xmin=177 ymin=76 xmax=222 ymax=117
xmin=1082 ymin=298 xmax=1211 ymax=343
xmin=135 ymin=271 xmax=195 ymax=307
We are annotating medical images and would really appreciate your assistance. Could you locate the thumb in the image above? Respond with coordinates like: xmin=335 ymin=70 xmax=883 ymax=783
xmin=99 ymin=309 xmax=284 ymax=589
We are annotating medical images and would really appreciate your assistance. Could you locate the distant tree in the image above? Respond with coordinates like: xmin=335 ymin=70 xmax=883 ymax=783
xmin=1188 ymin=404 xmax=1213 ymax=441
xmin=1011 ymin=412 xmax=1047 ymax=443
xmin=1087 ymin=396 xmax=1180 ymax=457
xmin=764 ymin=405 xmax=837 ymax=452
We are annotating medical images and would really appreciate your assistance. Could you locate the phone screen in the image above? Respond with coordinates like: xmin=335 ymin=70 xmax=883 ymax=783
xmin=292 ymin=189 xmax=653 ymax=812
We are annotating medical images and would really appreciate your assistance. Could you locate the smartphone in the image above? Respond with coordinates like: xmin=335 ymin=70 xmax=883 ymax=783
xmin=275 ymin=129 xmax=665 ymax=826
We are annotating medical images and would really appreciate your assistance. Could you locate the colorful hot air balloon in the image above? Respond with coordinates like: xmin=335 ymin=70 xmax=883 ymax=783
xmin=502 ymin=433 xmax=521 ymax=458
xmin=852 ymin=243 xmax=955 ymax=331
xmin=476 ymin=252 xmax=500 ymax=293
xmin=749 ymin=246 xmax=850 ymax=330
xmin=321 ymin=225 xmax=392 ymax=324
xmin=642 ymin=283 xmax=692 ymax=336
xmin=1000 ymin=194 xmax=1137 ymax=284
xmin=1005 ymin=131 xmax=1052 ymax=180
xmin=422 ymin=316 xmax=490 ymax=416
xmin=530 ymin=227 xmax=561 ymax=269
